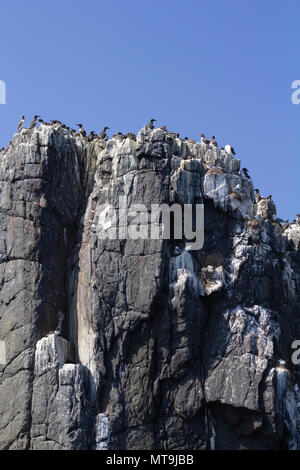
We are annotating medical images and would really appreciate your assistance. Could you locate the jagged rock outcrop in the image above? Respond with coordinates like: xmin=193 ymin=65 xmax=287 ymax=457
xmin=0 ymin=123 xmax=299 ymax=449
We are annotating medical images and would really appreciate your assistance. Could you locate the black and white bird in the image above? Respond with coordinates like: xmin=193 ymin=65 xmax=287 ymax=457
xmin=99 ymin=126 xmax=109 ymax=139
xmin=76 ymin=123 xmax=86 ymax=137
xmin=17 ymin=115 xmax=25 ymax=132
xmin=210 ymin=136 xmax=218 ymax=148
xmin=148 ymin=118 xmax=156 ymax=130
xmin=254 ymin=188 xmax=261 ymax=203
xmin=225 ymin=144 xmax=236 ymax=155
xmin=200 ymin=133 xmax=210 ymax=145
xmin=282 ymin=220 xmax=290 ymax=231
xmin=88 ymin=131 xmax=97 ymax=141
xmin=241 ymin=167 xmax=250 ymax=179
xmin=29 ymin=115 xmax=40 ymax=129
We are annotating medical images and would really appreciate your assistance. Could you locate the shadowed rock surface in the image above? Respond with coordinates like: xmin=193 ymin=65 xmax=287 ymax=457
xmin=0 ymin=123 xmax=299 ymax=449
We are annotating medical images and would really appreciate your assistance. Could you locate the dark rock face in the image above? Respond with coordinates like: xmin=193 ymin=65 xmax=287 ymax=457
xmin=0 ymin=124 xmax=299 ymax=449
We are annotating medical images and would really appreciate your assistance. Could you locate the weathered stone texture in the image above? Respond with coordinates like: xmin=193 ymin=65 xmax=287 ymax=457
xmin=0 ymin=124 xmax=299 ymax=449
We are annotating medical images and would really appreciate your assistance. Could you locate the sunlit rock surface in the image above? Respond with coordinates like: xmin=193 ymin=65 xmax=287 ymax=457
xmin=0 ymin=123 xmax=299 ymax=449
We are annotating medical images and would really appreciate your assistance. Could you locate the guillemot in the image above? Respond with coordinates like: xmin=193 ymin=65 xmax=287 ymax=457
xmin=225 ymin=144 xmax=236 ymax=155
xmin=88 ymin=131 xmax=97 ymax=141
xmin=17 ymin=115 xmax=25 ymax=132
xmin=241 ymin=168 xmax=250 ymax=179
xmin=76 ymin=123 xmax=86 ymax=137
xmin=148 ymin=118 xmax=156 ymax=130
xmin=200 ymin=133 xmax=210 ymax=145
xmin=254 ymin=188 xmax=261 ymax=203
xmin=29 ymin=115 xmax=40 ymax=129
xmin=99 ymin=126 xmax=109 ymax=139
xmin=210 ymin=136 xmax=218 ymax=147
xmin=125 ymin=132 xmax=136 ymax=141
xmin=282 ymin=220 xmax=289 ymax=231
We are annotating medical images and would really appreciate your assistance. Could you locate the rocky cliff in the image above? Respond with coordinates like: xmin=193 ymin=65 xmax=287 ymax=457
xmin=0 ymin=123 xmax=299 ymax=450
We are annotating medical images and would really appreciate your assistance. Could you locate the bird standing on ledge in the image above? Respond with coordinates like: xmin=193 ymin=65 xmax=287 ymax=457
xmin=254 ymin=189 xmax=261 ymax=203
xmin=88 ymin=131 xmax=97 ymax=141
xmin=148 ymin=118 xmax=156 ymax=130
xmin=241 ymin=168 xmax=250 ymax=179
xmin=29 ymin=115 xmax=40 ymax=129
xmin=282 ymin=220 xmax=289 ymax=231
xmin=200 ymin=133 xmax=210 ymax=145
xmin=125 ymin=132 xmax=136 ymax=141
xmin=99 ymin=126 xmax=110 ymax=139
xmin=210 ymin=136 xmax=218 ymax=148
xmin=17 ymin=115 xmax=25 ymax=132
xmin=225 ymin=144 xmax=236 ymax=155
xmin=76 ymin=123 xmax=86 ymax=137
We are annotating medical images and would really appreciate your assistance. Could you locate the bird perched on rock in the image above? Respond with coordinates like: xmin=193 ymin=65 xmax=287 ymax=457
xmin=76 ymin=123 xmax=86 ymax=137
xmin=240 ymin=168 xmax=250 ymax=179
xmin=88 ymin=131 xmax=97 ymax=141
xmin=17 ymin=115 xmax=25 ymax=132
xmin=225 ymin=144 xmax=236 ymax=155
xmin=112 ymin=132 xmax=125 ymax=141
xmin=99 ymin=126 xmax=109 ymax=139
xmin=148 ymin=118 xmax=156 ymax=130
xmin=125 ymin=132 xmax=136 ymax=141
xmin=220 ymin=147 xmax=226 ymax=156
xmin=210 ymin=136 xmax=218 ymax=148
xmin=29 ymin=115 xmax=40 ymax=129
xmin=200 ymin=133 xmax=210 ymax=145
xmin=282 ymin=220 xmax=290 ymax=231
xmin=254 ymin=188 xmax=261 ymax=203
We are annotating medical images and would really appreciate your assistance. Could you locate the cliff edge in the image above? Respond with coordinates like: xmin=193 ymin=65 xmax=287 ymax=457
xmin=0 ymin=123 xmax=299 ymax=449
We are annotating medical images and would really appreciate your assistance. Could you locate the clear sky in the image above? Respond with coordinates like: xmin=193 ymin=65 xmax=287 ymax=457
xmin=1 ymin=0 xmax=299 ymax=221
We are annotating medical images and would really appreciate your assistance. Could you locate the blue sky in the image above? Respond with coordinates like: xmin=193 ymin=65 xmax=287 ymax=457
xmin=0 ymin=0 xmax=299 ymax=221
